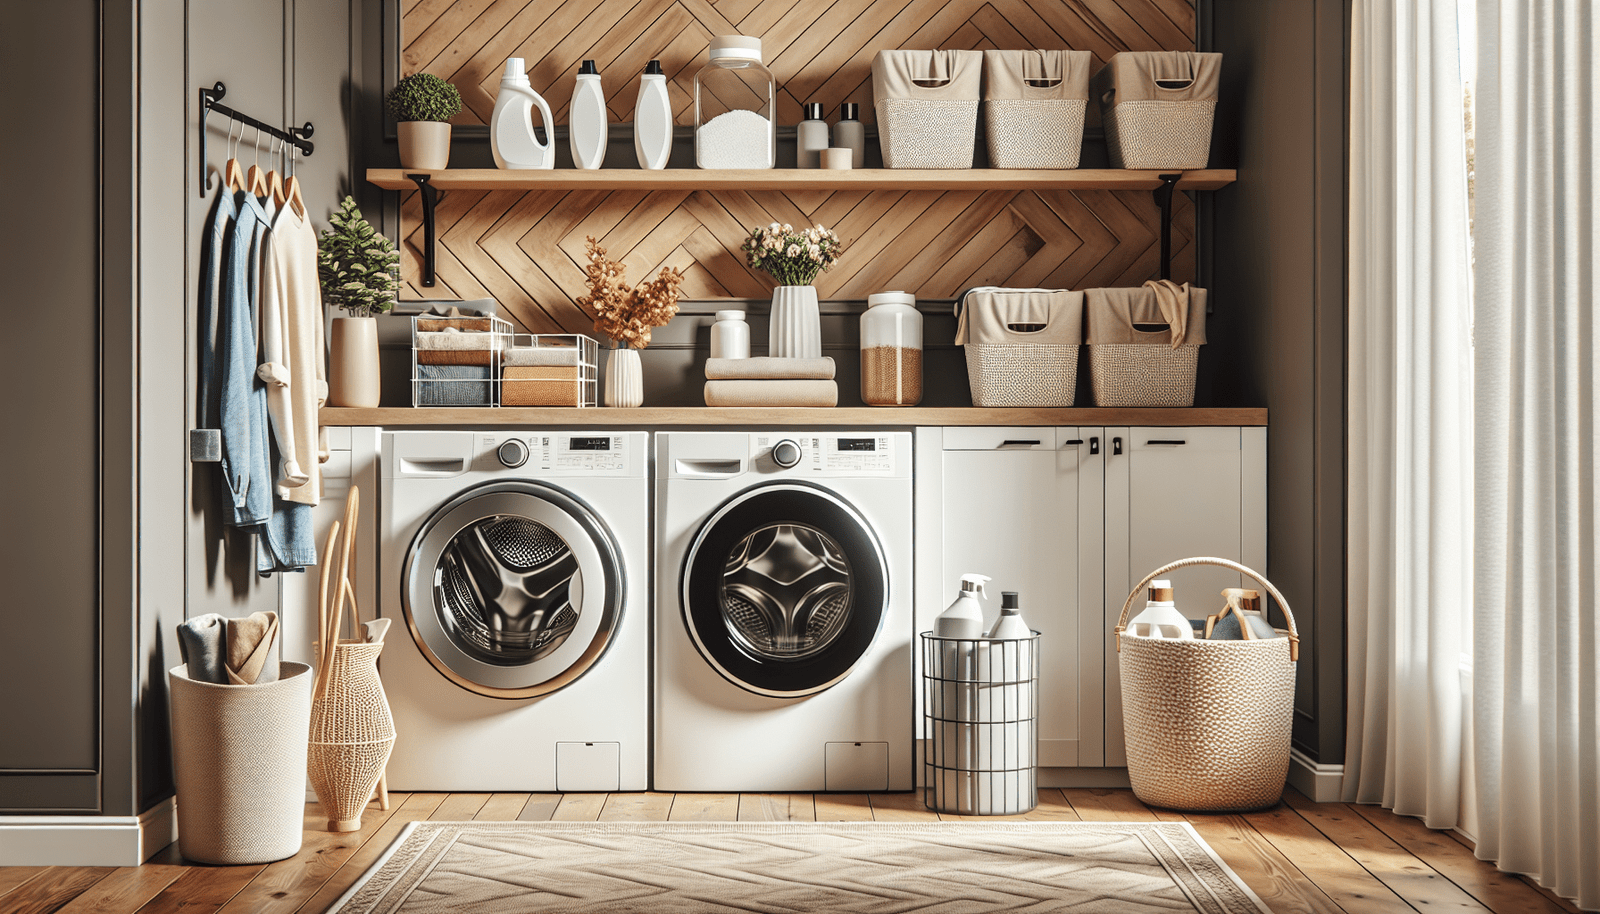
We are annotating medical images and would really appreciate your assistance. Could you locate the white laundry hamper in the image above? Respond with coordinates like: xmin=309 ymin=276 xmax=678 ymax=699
xmin=1114 ymin=558 xmax=1299 ymax=812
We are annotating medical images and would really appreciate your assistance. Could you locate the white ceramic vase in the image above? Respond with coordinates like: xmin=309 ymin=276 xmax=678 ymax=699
xmin=397 ymin=121 xmax=451 ymax=170
xmin=769 ymin=285 xmax=821 ymax=359
xmin=328 ymin=317 xmax=381 ymax=408
xmin=605 ymin=347 xmax=643 ymax=407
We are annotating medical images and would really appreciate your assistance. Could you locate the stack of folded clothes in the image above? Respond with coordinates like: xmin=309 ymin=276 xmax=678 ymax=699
xmin=415 ymin=312 xmax=496 ymax=406
xmin=503 ymin=339 xmax=585 ymax=406
xmin=704 ymin=357 xmax=838 ymax=407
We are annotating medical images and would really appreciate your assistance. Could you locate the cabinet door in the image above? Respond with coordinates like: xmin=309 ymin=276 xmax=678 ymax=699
xmin=1104 ymin=427 xmax=1249 ymax=765
xmin=929 ymin=427 xmax=1100 ymax=767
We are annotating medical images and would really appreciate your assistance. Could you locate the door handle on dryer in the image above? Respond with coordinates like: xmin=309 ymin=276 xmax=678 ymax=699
xmin=674 ymin=458 xmax=744 ymax=477
xmin=398 ymin=457 xmax=468 ymax=476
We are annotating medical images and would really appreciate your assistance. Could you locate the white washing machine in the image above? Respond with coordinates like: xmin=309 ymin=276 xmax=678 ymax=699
xmin=380 ymin=430 xmax=648 ymax=791
xmin=655 ymin=431 xmax=914 ymax=792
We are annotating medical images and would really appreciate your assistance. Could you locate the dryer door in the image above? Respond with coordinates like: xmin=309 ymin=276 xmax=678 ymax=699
xmin=402 ymin=481 xmax=623 ymax=698
xmin=682 ymin=483 xmax=888 ymax=698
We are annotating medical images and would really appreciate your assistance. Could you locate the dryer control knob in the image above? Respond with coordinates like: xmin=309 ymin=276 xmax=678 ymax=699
xmin=771 ymin=438 xmax=803 ymax=468
xmin=497 ymin=439 xmax=530 ymax=468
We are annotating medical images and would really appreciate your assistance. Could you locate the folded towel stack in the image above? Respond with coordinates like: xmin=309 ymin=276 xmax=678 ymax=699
xmin=503 ymin=340 xmax=586 ymax=407
xmin=704 ymin=357 xmax=838 ymax=407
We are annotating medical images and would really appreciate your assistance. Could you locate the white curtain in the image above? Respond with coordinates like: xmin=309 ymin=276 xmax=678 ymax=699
xmin=1344 ymin=0 xmax=1475 ymax=826
xmin=1473 ymin=3 xmax=1600 ymax=910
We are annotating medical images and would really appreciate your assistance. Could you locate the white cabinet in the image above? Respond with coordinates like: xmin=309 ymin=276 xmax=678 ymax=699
xmin=916 ymin=426 xmax=1265 ymax=771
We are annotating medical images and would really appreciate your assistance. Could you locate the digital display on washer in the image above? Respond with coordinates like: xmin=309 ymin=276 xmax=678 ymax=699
xmin=836 ymin=438 xmax=876 ymax=451
xmin=568 ymin=437 xmax=612 ymax=451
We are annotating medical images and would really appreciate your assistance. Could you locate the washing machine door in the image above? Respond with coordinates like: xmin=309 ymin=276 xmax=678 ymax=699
xmin=682 ymin=482 xmax=888 ymax=698
xmin=402 ymin=481 xmax=623 ymax=699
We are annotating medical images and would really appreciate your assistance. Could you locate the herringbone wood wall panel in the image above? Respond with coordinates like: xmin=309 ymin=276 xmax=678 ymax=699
xmin=399 ymin=0 xmax=1197 ymax=333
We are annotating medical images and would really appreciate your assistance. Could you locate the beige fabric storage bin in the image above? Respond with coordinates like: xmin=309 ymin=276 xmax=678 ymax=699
xmin=1084 ymin=282 xmax=1207 ymax=407
xmin=983 ymin=50 xmax=1093 ymax=169
xmin=955 ymin=288 xmax=1084 ymax=407
xmin=1092 ymin=51 xmax=1222 ymax=169
xmin=873 ymin=50 xmax=983 ymax=169
xmin=168 ymin=661 xmax=313 ymax=865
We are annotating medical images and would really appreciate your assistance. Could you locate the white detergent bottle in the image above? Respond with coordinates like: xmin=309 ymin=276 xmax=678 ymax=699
xmin=934 ymin=573 xmax=989 ymax=638
xmin=569 ymin=60 xmax=608 ymax=169
xmin=634 ymin=60 xmax=673 ymax=169
xmin=987 ymin=591 xmax=1030 ymax=638
xmin=1127 ymin=579 xmax=1195 ymax=639
xmin=491 ymin=58 xmax=555 ymax=169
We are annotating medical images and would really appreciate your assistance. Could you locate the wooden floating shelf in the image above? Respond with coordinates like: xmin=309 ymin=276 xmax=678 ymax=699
xmin=366 ymin=168 xmax=1237 ymax=193
xmin=321 ymin=407 xmax=1266 ymax=428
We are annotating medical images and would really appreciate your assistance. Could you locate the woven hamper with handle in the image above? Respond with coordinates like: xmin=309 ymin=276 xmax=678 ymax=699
xmin=167 ymin=661 xmax=313 ymax=864
xmin=1091 ymin=51 xmax=1222 ymax=170
xmin=1085 ymin=283 xmax=1206 ymax=407
xmin=983 ymin=50 xmax=1093 ymax=169
xmin=956 ymin=287 xmax=1083 ymax=407
xmin=1114 ymin=558 xmax=1299 ymax=812
xmin=873 ymin=50 xmax=983 ymax=169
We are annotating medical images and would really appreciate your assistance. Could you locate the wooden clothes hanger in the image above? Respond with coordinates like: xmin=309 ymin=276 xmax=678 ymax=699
xmin=267 ymin=135 xmax=287 ymax=207
xmin=223 ymin=119 xmax=247 ymax=193
xmin=285 ymin=144 xmax=306 ymax=219
xmin=245 ymin=126 xmax=270 ymax=199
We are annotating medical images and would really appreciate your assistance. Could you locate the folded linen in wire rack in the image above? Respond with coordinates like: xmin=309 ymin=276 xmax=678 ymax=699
xmin=502 ymin=344 xmax=583 ymax=367
xmin=704 ymin=379 xmax=838 ymax=407
xmin=704 ymin=357 xmax=836 ymax=380
xmin=415 ymin=328 xmax=496 ymax=349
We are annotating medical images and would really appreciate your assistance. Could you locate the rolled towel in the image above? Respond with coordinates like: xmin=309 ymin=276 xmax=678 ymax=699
xmin=704 ymin=379 xmax=838 ymax=407
xmin=177 ymin=613 xmax=228 ymax=684
xmin=705 ymin=357 xmax=835 ymax=380
xmin=225 ymin=611 xmax=280 ymax=685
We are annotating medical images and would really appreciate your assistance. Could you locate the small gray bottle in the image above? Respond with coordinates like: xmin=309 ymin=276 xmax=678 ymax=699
xmin=796 ymin=102 xmax=829 ymax=168
xmin=832 ymin=103 xmax=865 ymax=168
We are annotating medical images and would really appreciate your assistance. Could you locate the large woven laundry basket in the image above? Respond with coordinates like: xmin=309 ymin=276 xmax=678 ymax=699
xmin=1084 ymin=283 xmax=1206 ymax=407
xmin=873 ymin=50 xmax=983 ymax=168
xmin=1091 ymin=51 xmax=1222 ymax=170
xmin=983 ymin=50 xmax=1093 ymax=169
xmin=168 ymin=661 xmax=313 ymax=864
xmin=1114 ymin=558 xmax=1299 ymax=812
xmin=956 ymin=287 xmax=1084 ymax=407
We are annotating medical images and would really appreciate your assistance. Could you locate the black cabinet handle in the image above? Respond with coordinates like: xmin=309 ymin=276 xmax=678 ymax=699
xmin=1064 ymin=439 xmax=1084 ymax=446
xmin=998 ymin=439 xmax=1042 ymax=448
xmin=1090 ymin=437 xmax=1100 ymax=455
xmin=1146 ymin=439 xmax=1187 ymax=446
xmin=1112 ymin=437 xmax=1123 ymax=455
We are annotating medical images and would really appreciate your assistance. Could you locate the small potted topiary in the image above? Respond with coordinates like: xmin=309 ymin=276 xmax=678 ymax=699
xmin=386 ymin=73 xmax=463 ymax=170
xmin=319 ymin=196 xmax=400 ymax=408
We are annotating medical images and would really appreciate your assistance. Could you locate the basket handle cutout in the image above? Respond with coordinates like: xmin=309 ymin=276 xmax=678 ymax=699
xmin=1004 ymin=322 xmax=1048 ymax=333
xmin=1113 ymin=557 xmax=1299 ymax=662
xmin=1132 ymin=322 xmax=1171 ymax=333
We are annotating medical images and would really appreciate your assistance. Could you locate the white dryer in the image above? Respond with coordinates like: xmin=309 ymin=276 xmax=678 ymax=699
xmin=655 ymin=431 xmax=914 ymax=792
xmin=380 ymin=430 xmax=648 ymax=792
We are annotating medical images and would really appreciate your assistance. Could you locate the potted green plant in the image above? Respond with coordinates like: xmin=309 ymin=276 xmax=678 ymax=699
xmin=386 ymin=73 xmax=463 ymax=170
xmin=319 ymin=197 xmax=400 ymax=408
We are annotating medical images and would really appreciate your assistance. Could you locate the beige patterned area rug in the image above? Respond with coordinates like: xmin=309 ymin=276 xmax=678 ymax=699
xmin=330 ymin=821 xmax=1270 ymax=913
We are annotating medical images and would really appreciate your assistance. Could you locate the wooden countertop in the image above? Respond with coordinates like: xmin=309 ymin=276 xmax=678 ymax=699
xmin=320 ymin=407 xmax=1266 ymax=427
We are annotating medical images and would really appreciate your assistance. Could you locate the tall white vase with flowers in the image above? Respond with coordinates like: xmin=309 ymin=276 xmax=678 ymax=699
xmin=742 ymin=222 xmax=845 ymax=359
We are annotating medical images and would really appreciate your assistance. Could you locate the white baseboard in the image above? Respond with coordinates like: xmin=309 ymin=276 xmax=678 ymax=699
xmin=1288 ymin=749 xmax=1344 ymax=802
xmin=0 ymin=796 xmax=177 ymax=866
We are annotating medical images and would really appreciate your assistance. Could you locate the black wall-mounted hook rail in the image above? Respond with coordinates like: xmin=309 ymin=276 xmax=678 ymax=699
xmin=1153 ymin=173 xmax=1182 ymax=280
xmin=409 ymin=174 xmax=443 ymax=287
xmin=198 ymin=82 xmax=315 ymax=197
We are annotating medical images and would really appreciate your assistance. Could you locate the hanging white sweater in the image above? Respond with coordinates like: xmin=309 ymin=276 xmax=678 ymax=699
xmin=257 ymin=201 xmax=328 ymax=506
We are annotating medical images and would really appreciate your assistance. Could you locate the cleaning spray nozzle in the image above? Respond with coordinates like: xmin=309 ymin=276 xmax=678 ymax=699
xmin=959 ymin=573 xmax=992 ymax=597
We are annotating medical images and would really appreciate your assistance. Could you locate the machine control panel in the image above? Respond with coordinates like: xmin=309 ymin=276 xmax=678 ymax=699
xmin=481 ymin=434 xmax=630 ymax=473
xmin=749 ymin=434 xmax=896 ymax=474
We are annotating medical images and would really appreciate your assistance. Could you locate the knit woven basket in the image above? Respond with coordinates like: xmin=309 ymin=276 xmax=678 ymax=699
xmin=986 ymin=99 xmax=1087 ymax=169
xmin=307 ymin=641 xmax=395 ymax=832
xmin=964 ymin=343 xmax=1079 ymax=407
xmin=1114 ymin=557 xmax=1299 ymax=813
xmin=1104 ymin=99 xmax=1216 ymax=170
xmin=167 ymin=661 xmax=313 ymax=864
xmin=877 ymin=98 xmax=979 ymax=168
xmin=1087 ymin=342 xmax=1198 ymax=407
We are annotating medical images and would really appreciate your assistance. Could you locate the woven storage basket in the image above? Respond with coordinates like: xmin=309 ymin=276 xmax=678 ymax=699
xmin=1084 ymin=284 xmax=1206 ymax=407
xmin=168 ymin=661 xmax=313 ymax=864
xmin=1091 ymin=51 xmax=1221 ymax=170
xmin=1114 ymin=558 xmax=1299 ymax=813
xmin=956 ymin=288 xmax=1084 ymax=407
xmin=873 ymin=50 xmax=983 ymax=169
xmin=308 ymin=641 xmax=395 ymax=832
xmin=983 ymin=50 xmax=1092 ymax=169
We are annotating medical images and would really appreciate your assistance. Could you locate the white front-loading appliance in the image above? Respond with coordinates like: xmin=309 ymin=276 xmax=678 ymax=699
xmin=655 ymin=431 xmax=914 ymax=792
xmin=381 ymin=430 xmax=648 ymax=792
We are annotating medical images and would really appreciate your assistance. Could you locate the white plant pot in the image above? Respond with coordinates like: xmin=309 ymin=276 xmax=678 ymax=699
xmin=769 ymin=285 xmax=822 ymax=359
xmin=398 ymin=121 xmax=451 ymax=170
xmin=328 ymin=317 xmax=381 ymax=408
xmin=605 ymin=347 xmax=644 ymax=408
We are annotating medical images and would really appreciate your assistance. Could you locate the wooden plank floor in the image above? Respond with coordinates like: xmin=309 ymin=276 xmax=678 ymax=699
xmin=2 ymin=789 xmax=1581 ymax=914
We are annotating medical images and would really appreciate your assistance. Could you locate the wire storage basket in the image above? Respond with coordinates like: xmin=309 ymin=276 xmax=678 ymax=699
xmin=921 ymin=632 xmax=1039 ymax=815
xmin=501 ymin=334 xmax=599 ymax=407
xmin=411 ymin=313 xmax=511 ymax=407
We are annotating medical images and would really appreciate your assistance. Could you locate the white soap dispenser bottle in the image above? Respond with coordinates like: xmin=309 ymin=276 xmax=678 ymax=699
xmin=634 ymin=60 xmax=673 ymax=169
xmin=491 ymin=58 xmax=556 ymax=169
xmin=569 ymin=59 xmax=608 ymax=169
xmin=1127 ymin=579 xmax=1195 ymax=639
xmin=934 ymin=573 xmax=990 ymax=639
xmin=987 ymin=591 xmax=1031 ymax=638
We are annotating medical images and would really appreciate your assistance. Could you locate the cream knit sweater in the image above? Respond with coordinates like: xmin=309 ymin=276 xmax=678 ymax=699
xmin=258 ymin=203 xmax=328 ymax=506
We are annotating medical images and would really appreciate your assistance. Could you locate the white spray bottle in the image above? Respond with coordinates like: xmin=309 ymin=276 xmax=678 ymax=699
xmin=491 ymin=58 xmax=555 ymax=169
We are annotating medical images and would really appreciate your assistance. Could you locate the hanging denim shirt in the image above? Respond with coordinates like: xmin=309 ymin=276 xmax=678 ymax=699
xmin=216 ymin=192 xmax=274 ymax=528
xmin=197 ymin=187 xmax=235 ymax=437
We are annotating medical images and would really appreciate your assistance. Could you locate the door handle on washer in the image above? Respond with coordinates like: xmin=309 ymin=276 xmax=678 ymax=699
xmin=674 ymin=458 xmax=745 ymax=477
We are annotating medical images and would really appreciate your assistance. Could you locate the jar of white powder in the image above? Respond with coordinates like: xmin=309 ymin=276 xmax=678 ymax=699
xmin=694 ymin=36 xmax=776 ymax=169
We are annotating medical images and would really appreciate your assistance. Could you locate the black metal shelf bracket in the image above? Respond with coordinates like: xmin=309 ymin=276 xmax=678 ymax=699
xmin=1153 ymin=173 xmax=1182 ymax=280
xmin=409 ymin=174 xmax=442 ymax=287
xmin=198 ymin=82 xmax=315 ymax=197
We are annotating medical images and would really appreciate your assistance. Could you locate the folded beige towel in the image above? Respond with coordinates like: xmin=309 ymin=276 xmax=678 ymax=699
xmin=705 ymin=379 xmax=838 ymax=407
xmin=224 ymin=611 xmax=280 ymax=685
xmin=416 ymin=328 xmax=496 ymax=350
xmin=503 ymin=344 xmax=583 ymax=367
xmin=705 ymin=357 xmax=836 ymax=380
xmin=418 ymin=349 xmax=493 ymax=366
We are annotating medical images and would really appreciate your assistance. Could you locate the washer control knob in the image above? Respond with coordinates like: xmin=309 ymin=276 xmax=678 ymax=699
xmin=497 ymin=439 xmax=529 ymax=469
xmin=771 ymin=439 xmax=803 ymax=468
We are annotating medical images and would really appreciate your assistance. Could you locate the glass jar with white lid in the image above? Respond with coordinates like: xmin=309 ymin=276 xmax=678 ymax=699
xmin=860 ymin=291 xmax=923 ymax=406
xmin=694 ymin=36 xmax=776 ymax=169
